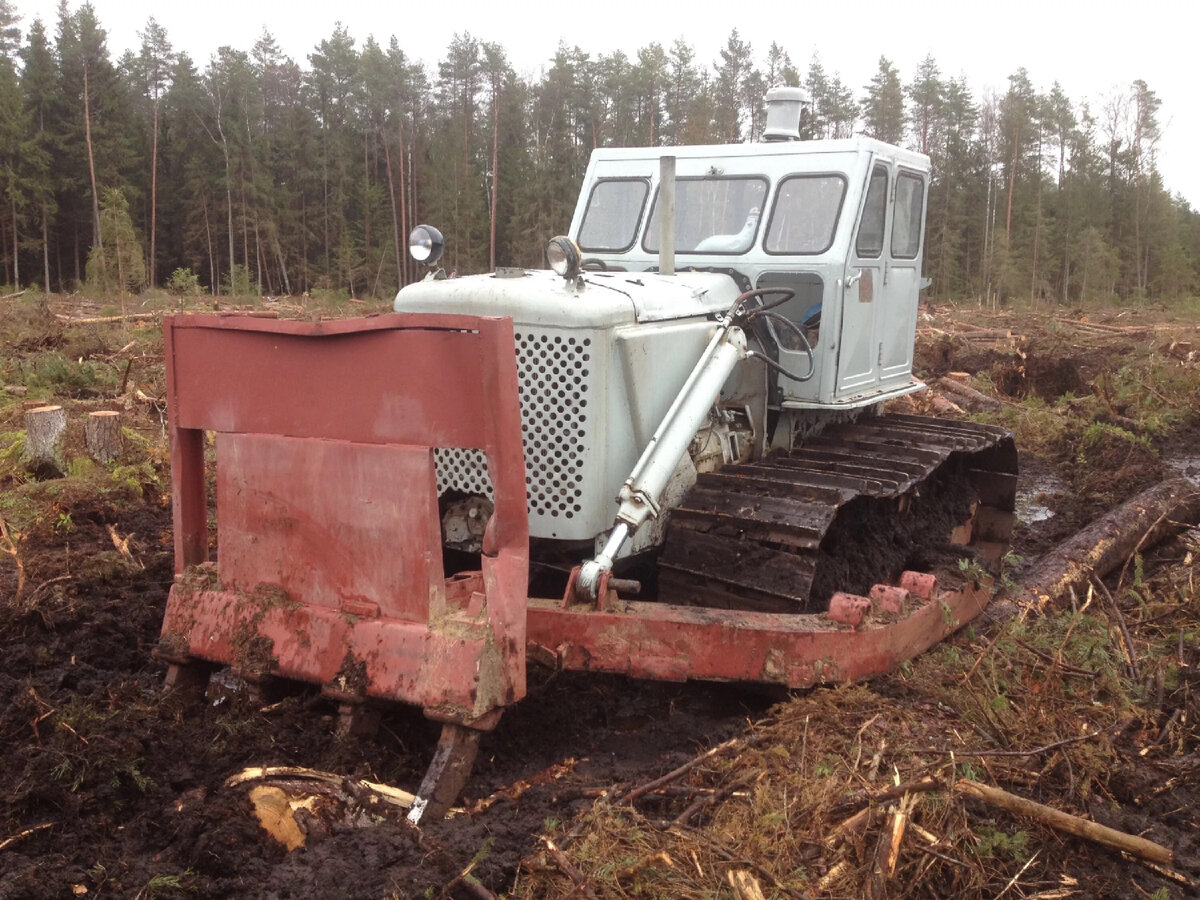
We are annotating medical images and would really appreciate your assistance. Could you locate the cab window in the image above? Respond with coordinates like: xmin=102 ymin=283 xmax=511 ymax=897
xmin=577 ymin=179 xmax=649 ymax=253
xmin=764 ymin=174 xmax=846 ymax=255
xmin=890 ymin=172 xmax=924 ymax=259
xmin=855 ymin=165 xmax=889 ymax=259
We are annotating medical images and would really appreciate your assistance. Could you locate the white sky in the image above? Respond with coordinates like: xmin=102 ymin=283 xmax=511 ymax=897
xmin=11 ymin=0 xmax=1198 ymax=209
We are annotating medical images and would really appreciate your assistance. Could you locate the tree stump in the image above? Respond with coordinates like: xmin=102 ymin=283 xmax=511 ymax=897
xmin=23 ymin=405 xmax=68 ymax=478
xmin=85 ymin=410 xmax=123 ymax=463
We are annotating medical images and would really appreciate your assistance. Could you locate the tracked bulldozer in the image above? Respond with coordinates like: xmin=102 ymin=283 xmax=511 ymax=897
xmin=156 ymin=88 xmax=1016 ymax=822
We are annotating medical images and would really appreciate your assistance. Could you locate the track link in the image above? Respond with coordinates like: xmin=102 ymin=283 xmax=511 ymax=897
xmin=657 ymin=414 xmax=1018 ymax=612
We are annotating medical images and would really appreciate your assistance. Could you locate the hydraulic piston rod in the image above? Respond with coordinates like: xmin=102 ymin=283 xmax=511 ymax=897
xmin=576 ymin=315 xmax=749 ymax=598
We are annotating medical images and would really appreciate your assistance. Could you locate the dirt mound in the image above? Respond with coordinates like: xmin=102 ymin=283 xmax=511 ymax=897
xmin=1065 ymin=425 xmax=1165 ymax=526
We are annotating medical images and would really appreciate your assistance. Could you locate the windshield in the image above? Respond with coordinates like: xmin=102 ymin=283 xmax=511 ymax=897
xmin=643 ymin=176 xmax=768 ymax=255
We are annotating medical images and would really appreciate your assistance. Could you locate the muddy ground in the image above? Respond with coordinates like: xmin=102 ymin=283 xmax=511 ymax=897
xmin=1 ymin=297 xmax=1200 ymax=898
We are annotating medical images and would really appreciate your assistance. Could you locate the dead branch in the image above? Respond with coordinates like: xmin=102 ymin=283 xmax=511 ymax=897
xmin=0 ymin=822 xmax=53 ymax=851
xmin=541 ymin=837 xmax=599 ymax=900
xmin=224 ymin=765 xmax=416 ymax=808
xmin=673 ymin=772 xmax=755 ymax=826
xmin=618 ymin=734 xmax=760 ymax=805
xmin=440 ymin=854 xmax=497 ymax=900
xmin=1092 ymin=576 xmax=1140 ymax=681
xmin=954 ymin=779 xmax=1174 ymax=866
xmin=995 ymin=850 xmax=1041 ymax=899
xmin=726 ymin=869 xmax=768 ymax=900
xmin=2 ymin=289 xmax=27 ymax=300
xmin=0 ymin=515 xmax=25 ymax=602
xmin=1013 ymin=639 xmax=1098 ymax=678
xmin=879 ymin=793 xmax=913 ymax=878
xmin=24 ymin=575 xmax=73 ymax=608
xmin=107 ymin=525 xmax=144 ymax=570
xmin=829 ymin=775 xmax=942 ymax=820
xmin=666 ymin=825 xmax=805 ymax=899
xmin=914 ymin=731 xmax=1102 ymax=758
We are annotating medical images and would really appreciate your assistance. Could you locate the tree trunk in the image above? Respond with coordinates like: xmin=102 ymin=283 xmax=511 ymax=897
xmin=490 ymin=81 xmax=500 ymax=272
xmin=11 ymin=194 xmax=18 ymax=287
xmin=1004 ymin=120 xmax=1019 ymax=243
xmin=41 ymin=204 xmax=50 ymax=293
xmin=272 ymin=232 xmax=291 ymax=296
xmin=149 ymin=98 xmax=159 ymax=287
xmin=382 ymin=128 xmax=402 ymax=290
xmin=23 ymin=405 xmax=67 ymax=478
xmin=85 ymin=410 xmax=122 ymax=463
xmin=84 ymin=62 xmax=102 ymax=251
xmin=240 ymin=179 xmax=249 ymax=292
xmin=203 ymin=198 xmax=215 ymax=296
xmin=363 ymin=131 xmax=371 ymax=263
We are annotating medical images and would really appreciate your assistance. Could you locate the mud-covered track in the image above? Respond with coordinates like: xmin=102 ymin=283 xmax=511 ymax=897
xmin=657 ymin=414 xmax=1018 ymax=612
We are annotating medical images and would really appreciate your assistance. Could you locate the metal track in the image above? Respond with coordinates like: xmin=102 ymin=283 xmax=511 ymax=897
xmin=657 ymin=414 xmax=1018 ymax=612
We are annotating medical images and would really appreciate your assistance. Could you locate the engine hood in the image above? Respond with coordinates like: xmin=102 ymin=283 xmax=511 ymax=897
xmin=393 ymin=269 xmax=741 ymax=328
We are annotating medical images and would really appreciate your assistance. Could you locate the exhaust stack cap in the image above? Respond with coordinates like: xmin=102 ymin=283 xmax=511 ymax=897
xmin=763 ymin=86 xmax=808 ymax=142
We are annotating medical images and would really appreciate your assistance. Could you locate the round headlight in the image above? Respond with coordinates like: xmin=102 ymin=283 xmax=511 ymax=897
xmin=409 ymin=224 xmax=445 ymax=265
xmin=546 ymin=236 xmax=581 ymax=279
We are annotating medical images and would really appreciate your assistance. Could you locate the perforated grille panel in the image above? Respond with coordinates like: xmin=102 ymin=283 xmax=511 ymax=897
xmin=435 ymin=328 xmax=594 ymax=531
xmin=435 ymin=447 xmax=493 ymax=497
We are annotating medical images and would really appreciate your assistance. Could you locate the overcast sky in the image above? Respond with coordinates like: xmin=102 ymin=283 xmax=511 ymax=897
xmin=10 ymin=0 xmax=1197 ymax=209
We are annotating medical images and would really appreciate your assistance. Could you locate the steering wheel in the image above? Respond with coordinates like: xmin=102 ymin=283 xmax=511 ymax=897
xmin=729 ymin=286 xmax=794 ymax=317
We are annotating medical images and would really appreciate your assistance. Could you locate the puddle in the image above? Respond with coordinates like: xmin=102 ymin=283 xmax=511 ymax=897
xmin=1015 ymin=471 xmax=1068 ymax=525
xmin=1165 ymin=457 xmax=1200 ymax=486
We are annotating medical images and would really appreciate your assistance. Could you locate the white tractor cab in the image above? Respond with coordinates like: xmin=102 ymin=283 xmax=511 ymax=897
xmin=395 ymin=91 xmax=935 ymax=596
xmin=570 ymin=134 xmax=930 ymax=409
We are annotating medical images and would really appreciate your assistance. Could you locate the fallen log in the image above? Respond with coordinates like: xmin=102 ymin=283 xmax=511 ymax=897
xmin=1014 ymin=478 xmax=1200 ymax=610
xmin=54 ymin=312 xmax=160 ymax=325
xmin=936 ymin=376 xmax=1002 ymax=412
xmin=929 ymin=395 xmax=964 ymax=416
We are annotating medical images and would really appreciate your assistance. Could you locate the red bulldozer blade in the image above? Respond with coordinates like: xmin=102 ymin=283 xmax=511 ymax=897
xmin=156 ymin=313 xmax=529 ymax=821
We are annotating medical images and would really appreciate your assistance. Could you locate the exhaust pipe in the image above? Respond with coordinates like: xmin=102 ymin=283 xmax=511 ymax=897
xmin=659 ymin=155 xmax=675 ymax=276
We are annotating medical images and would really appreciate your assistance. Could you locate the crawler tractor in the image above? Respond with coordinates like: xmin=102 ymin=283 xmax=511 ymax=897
xmin=157 ymin=89 xmax=1016 ymax=821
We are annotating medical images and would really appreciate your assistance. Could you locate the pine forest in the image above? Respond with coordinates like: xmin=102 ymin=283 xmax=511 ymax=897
xmin=0 ymin=1 xmax=1196 ymax=306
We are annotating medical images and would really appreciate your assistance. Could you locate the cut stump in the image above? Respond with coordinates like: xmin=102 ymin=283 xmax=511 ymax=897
xmin=86 ymin=410 xmax=123 ymax=463
xmin=22 ymin=405 xmax=67 ymax=478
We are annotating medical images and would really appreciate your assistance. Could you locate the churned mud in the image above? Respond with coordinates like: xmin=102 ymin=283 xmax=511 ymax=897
xmin=2 ymin=299 xmax=1200 ymax=898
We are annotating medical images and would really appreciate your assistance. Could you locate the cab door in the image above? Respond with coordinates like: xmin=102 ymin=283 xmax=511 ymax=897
xmin=835 ymin=162 xmax=890 ymax=395
xmin=878 ymin=168 xmax=927 ymax=382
